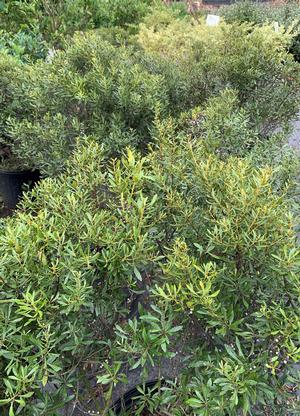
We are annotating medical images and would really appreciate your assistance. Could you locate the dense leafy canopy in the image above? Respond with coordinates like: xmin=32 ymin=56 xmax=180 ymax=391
xmin=0 ymin=1 xmax=299 ymax=415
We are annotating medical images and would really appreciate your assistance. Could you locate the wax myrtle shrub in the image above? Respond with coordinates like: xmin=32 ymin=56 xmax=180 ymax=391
xmin=137 ymin=0 xmax=189 ymax=32
xmin=176 ymin=89 xmax=261 ymax=158
xmin=0 ymin=0 xmax=92 ymax=53
xmin=220 ymin=0 xmax=300 ymax=30
xmin=0 ymin=1 xmax=48 ymax=63
xmin=7 ymin=20 xmax=300 ymax=176
xmin=138 ymin=18 xmax=300 ymax=137
xmin=160 ymin=89 xmax=300 ymax=197
xmin=0 ymin=141 xmax=165 ymax=415
xmin=180 ymin=87 xmax=300 ymax=200
xmin=219 ymin=0 xmax=300 ymax=62
xmin=219 ymin=0 xmax=265 ymax=25
xmin=0 ymin=0 xmax=41 ymax=32
xmin=248 ymin=133 xmax=300 ymax=197
xmin=91 ymin=0 xmax=154 ymax=32
xmin=0 ymin=0 xmax=155 ymax=50
xmin=0 ymin=52 xmax=36 ymax=170
xmin=1 ymin=129 xmax=299 ymax=414
xmin=7 ymin=32 xmax=171 ymax=175
xmin=97 ymin=131 xmax=300 ymax=415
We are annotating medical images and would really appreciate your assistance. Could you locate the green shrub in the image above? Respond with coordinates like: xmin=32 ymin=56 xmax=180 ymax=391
xmin=219 ymin=0 xmax=263 ymax=23
xmin=6 ymin=19 xmax=299 ymax=175
xmin=0 ymin=0 xmax=40 ymax=33
xmin=139 ymin=19 xmax=300 ymax=135
xmin=139 ymin=1 xmax=190 ymax=31
xmin=0 ymin=29 xmax=47 ymax=63
xmin=0 ymin=52 xmax=34 ymax=169
xmin=220 ymin=0 xmax=300 ymax=62
xmin=89 ymin=26 xmax=134 ymax=47
xmin=220 ymin=0 xmax=300 ymax=28
xmin=248 ymin=131 xmax=300 ymax=196
xmin=178 ymin=89 xmax=260 ymax=158
xmin=0 ymin=52 xmax=23 ymax=136
xmin=220 ymin=0 xmax=268 ymax=25
xmin=0 ymin=0 xmax=155 ymax=49
xmin=0 ymin=0 xmax=92 ymax=48
xmin=176 ymin=89 xmax=300 ymax=192
xmin=7 ymin=32 xmax=171 ymax=175
xmin=0 ymin=141 xmax=164 ymax=414
xmin=92 ymin=0 xmax=154 ymax=31
xmin=100 ymin=134 xmax=300 ymax=415
xmin=0 ymin=134 xmax=299 ymax=414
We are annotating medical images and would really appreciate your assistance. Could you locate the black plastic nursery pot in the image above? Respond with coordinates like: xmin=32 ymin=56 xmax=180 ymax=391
xmin=111 ymin=380 xmax=162 ymax=415
xmin=0 ymin=169 xmax=40 ymax=212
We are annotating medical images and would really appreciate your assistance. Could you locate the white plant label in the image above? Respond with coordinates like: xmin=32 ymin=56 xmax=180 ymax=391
xmin=206 ymin=15 xmax=220 ymax=27
xmin=46 ymin=48 xmax=56 ymax=63
xmin=273 ymin=21 xmax=279 ymax=33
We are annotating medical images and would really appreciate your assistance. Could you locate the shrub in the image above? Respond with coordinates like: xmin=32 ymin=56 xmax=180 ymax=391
xmin=0 ymin=134 xmax=299 ymax=414
xmin=176 ymin=89 xmax=300 ymax=192
xmin=220 ymin=0 xmax=300 ymax=62
xmin=138 ymin=19 xmax=300 ymax=136
xmin=0 ymin=52 xmax=24 ymax=137
xmin=7 ymin=32 xmax=171 ymax=175
xmin=0 ymin=142 xmax=161 ymax=415
xmin=100 ymin=134 xmax=300 ymax=415
xmin=0 ymin=52 xmax=34 ymax=169
xmin=89 ymin=26 xmax=134 ymax=47
xmin=0 ymin=0 xmax=92 ymax=49
xmin=0 ymin=0 xmax=40 ymax=33
xmin=248 ymin=131 xmax=300 ymax=196
xmin=220 ymin=0 xmax=268 ymax=25
xmin=139 ymin=1 xmax=189 ymax=31
xmin=6 ymin=19 xmax=300 ymax=175
xmin=0 ymin=29 xmax=47 ymax=63
xmin=220 ymin=0 xmax=300 ymax=28
xmin=92 ymin=0 xmax=154 ymax=31
xmin=178 ymin=89 xmax=260 ymax=158
xmin=0 ymin=0 xmax=155 ymax=49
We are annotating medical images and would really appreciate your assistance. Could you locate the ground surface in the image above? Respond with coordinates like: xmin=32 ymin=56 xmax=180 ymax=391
xmin=289 ymin=113 xmax=300 ymax=152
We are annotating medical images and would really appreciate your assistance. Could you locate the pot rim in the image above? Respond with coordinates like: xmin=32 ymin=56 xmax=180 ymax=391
xmin=0 ymin=169 xmax=39 ymax=175
xmin=111 ymin=379 xmax=165 ymax=414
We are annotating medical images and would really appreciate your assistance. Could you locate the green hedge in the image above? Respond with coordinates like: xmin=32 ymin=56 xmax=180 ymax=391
xmin=5 ymin=33 xmax=171 ymax=173
xmin=0 ymin=0 xmax=155 ymax=46
xmin=0 ymin=135 xmax=299 ymax=414
xmin=3 ymin=20 xmax=299 ymax=174
xmin=220 ymin=0 xmax=300 ymax=62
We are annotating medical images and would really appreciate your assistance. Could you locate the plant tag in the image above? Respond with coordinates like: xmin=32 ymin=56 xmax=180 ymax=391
xmin=46 ymin=48 xmax=56 ymax=63
xmin=273 ymin=21 xmax=279 ymax=32
xmin=206 ymin=15 xmax=220 ymax=27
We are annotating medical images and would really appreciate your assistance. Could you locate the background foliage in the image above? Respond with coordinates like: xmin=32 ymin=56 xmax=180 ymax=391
xmin=2 ymin=17 xmax=299 ymax=174
xmin=0 ymin=0 xmax=155 ymax=47
xmin=220 ymin=0 xmax=300 ymax=62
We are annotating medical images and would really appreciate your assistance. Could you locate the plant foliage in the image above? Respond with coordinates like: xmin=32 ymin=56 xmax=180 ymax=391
xmin=0 ymin=134 xmax=299 ymax=414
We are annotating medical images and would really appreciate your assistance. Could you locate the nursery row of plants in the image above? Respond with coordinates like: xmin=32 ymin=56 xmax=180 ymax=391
xmin=0 ymin=1 xmax=300 ymax=415
xmin=1 ymin=0 xmax=300 ymax=63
